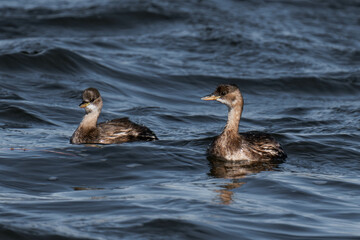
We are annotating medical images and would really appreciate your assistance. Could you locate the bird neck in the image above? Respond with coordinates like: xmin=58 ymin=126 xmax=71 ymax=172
xmin=223 ymin=103 xmax=242 ymax=135
xmin=79 ymin=109 xmax=100 ymax=131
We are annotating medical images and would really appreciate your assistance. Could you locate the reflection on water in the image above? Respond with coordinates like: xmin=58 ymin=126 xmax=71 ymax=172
xmin=1 ymin=0 xmax=359 ymax=238
xmin=209 ymin=157 xmax=282 ymax=204
xmin=215 ymin=181 xmax=245 ymax=205
xmin=208 ymin=157 xmax=281 ymax=179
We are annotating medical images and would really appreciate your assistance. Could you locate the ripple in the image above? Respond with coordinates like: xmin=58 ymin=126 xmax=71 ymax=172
xmin=0 ymin=105 xmax=56 ymax=127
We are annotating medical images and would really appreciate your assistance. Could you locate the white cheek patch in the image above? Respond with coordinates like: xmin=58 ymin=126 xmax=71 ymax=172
xmin=86 ymin=103 xmax=98 ymax=111
xmin=216 ymin=98 xmax=228 ymax=104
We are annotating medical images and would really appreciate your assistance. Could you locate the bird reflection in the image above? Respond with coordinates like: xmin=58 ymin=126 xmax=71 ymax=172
xmin=208 ymin=157 xmax=283 ymax=204
xmin=208 ymin=157 xmax=281 ymax=179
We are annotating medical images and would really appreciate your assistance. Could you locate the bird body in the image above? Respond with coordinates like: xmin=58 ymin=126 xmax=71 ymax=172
xmin=202 ymin=84 xmax=286 ymax=162
xmin=70 ymin=88 xmax=157 ymax=144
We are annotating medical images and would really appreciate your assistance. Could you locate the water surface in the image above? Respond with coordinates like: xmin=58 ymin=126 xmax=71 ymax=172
xmin=0 ymin=0 xmax=360 ymax=239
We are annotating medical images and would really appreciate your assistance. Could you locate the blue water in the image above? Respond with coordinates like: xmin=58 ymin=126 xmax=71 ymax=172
xmin=0 ymin=0 xmax=360 ymax=239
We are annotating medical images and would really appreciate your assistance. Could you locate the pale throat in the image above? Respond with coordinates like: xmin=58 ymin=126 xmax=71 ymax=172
xmin=79 ymin=106 xmax=100 ymax=130
xmin=224 ymin=102 xmax=242 ymax=134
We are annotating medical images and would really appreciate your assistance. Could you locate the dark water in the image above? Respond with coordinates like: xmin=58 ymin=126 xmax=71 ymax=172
xmin=1 ymin=0 xmax=360 ymax=239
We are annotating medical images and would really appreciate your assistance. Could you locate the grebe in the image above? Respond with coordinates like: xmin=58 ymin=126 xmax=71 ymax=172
xmin=70 ymin=88 xmax=158 ymax=144
xmin=202 ymin=84 xmax=286 ymax=162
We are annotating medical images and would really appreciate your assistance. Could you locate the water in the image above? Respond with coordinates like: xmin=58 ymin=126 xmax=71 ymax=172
xmin=1 ymin=0 xmax=360 ymax=239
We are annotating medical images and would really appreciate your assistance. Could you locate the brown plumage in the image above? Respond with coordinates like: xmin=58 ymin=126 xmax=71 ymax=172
xmin=70 ymin=88 xmax=158 ymax=144
xmin=202 ymin=84 xmax=286 ymax=162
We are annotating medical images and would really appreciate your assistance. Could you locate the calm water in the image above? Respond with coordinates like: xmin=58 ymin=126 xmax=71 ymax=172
xmin=1 ymin=0 xmax=360 ymax=239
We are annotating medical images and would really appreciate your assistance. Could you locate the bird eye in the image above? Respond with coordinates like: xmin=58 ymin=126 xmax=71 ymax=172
xmin=221 ymin=91 xmax=226 ymax=96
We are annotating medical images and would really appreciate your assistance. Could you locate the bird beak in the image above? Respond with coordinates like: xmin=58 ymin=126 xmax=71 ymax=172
xmin=201 ymin=95 xmax=220 ymax=101
xmin=79 ymin=102 xmax=90 ymax=108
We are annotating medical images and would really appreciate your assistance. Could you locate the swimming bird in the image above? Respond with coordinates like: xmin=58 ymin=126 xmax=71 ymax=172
xmin=201 ymin=84 xmax=286 ymax=162
xmin=70 ymin=88 xmax=158 ymax=144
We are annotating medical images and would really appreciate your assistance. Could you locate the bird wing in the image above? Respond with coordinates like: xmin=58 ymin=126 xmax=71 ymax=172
xmin=97 ymin=118 xmax=157 ymax=143
xmin=241 ymin=131 xmax=286 ymax=160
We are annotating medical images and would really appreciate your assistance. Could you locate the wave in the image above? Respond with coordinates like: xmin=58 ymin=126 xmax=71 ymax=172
xmin=124 ymin=218 xmax=234 ymax=239
xmin=0 ymin=105 xmax=56 ymax=127
xmin=1 ymin=47 xmax=358 ymax=97
xmin=41 ymin=11 xmax=179 ymax=29
xmin=0 ymin=3 xmax=184 ymax=38
xmin=0 ymin=48 xmax=115 ymax=75
xmin=0 ymin=224 xmax=90 ymax=240
xmin=0 ymin=89 xmax=23 ymax=100
xmin=172 ymin=74 xmax=360 ymax=96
